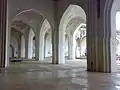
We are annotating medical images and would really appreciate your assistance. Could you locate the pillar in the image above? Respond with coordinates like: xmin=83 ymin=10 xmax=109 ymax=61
xmin=6 ymin=26 xmax=11 ymax=67
xmin=39 ymin=32 xmax=45 ymax=60
xmin=35 ymin=30 xmax=40 ymax=60
xmin=25 ymin=27 xmax=29 ymax=59
xmin=27 ymin=28 xmax=34 ymax=59
xmin=0 ymin=0 xmax=7 ymax=68
xmin=25 ymin=36 xmax=29 ymax=59
xmin=25 ymin=28 xmax=34 ymax=59
xmin=21 ymin=35 xmax=25 ymax=58
xmin=68 ymin=33 xmax=74 ymax=60
xmin=87 ymin=0 xmax=112 ymax=73
xmin=18 ymin=36 xmax=21 ymax=58
xmin=107 ymin=0 xmax=117 ymax=72
xmin=52 ymin=0 xmax=59 ymax=64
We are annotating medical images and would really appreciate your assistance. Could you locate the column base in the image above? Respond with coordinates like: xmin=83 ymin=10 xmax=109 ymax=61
xmin=0 ymin=68 xmax=6 ymax=73
xmin=87 ymin=68 xmax=111 ymax=73
xmin=35 ymin=58 xmax=39 ymax=61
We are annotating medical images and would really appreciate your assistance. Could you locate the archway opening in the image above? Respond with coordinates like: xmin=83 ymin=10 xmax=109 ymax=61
xmin=39 ymin=19 xmax=52 ymax=63
xmin=28 ymin=28 xmax=35 ymax=59
xmin=73 ymin=23 xmax=86 ymax=59
xmin=9 ymin=27 xmax=21 ymax=62
xmin=72 ymin=23 xmax=87 ymax=64
xmin=44 ymin=29 xmax=52 ymax=63
xmin=9 ymin=44 xmax=14 ymax=58
xmin=110 ymin=0 xmax=120 ymax=72
xmin=8 ymin=9 xmax=45 ymax=65
xmin=116 ymin=11 xmax=120 ymax=69
xmin=59 ymin=4 xmax=87 ymax=68
xmin=10 ymin=28 xmax=19 ymax=58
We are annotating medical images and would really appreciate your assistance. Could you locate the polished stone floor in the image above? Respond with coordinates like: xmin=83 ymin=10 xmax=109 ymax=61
xmin=0 ymin=60 xmax=120 ymax=90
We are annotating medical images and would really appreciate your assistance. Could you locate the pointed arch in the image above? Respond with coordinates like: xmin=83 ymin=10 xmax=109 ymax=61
xmin=44 ymin=29 xmax=52 ymax=58
xmin=39 ymin=19 xmax=52 ymax=60
xmin=28 ymin=28 xmax=35 ymax=59
xmin=11 ymin=9 xmax=45 ymax=33
xmin=14 ymin=9 xmax=45 ymax=18
xmin=59 ymin=4 xmax=86 ymax=63
xmin=104 ymin=0 xmax=120 ymax=72
xmin=73 ymin=23 xmax=86 ymax=59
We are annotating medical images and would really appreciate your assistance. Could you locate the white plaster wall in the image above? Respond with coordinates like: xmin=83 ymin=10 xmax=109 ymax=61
xmin=10 ymin=36 xmax=18 ymax=57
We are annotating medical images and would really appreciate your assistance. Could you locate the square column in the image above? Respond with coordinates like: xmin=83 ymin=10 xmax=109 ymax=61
xmin=18 ymin=35 xmax=21 ymax=58
xmin=35 ymin=30 xmax=40 ymax=60
xmin=87 ymin=0 xmax=114 ymax=73
xmin=39 ymin=32 xmax=45 ymax=61
xmin=25 ymin=28 xmax=29 ymax=59
xmin=68 ymin=33 xmax=74 ymax=60
xmin=0 ymin=0 xmax=7 ymax=68
xmin=52 ymin=28 xmax=59 ymax=64
xmin=52 ymin=0 xmax=59 ymax=64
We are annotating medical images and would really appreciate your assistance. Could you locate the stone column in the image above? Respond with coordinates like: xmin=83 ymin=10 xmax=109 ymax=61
xmin=87 ymin=0 xmax=111 ymax=73
xmin=35 ymin=30 xmax=40 ymax=60
xmin=52 ymin=0 xmax=59 ymax=64
xmin=39 ymin=32 xmax=45 ymax=60
xmin=6 ymin=26 xmax=11 ymax=67
xmin=0 ymin=0 xmax=7 ymax=68
xmin=25 ymin=28 xmax=29 ymax=59
xmin=25 ymin=36 xmax=29 ymax=59
xmin=18 ymin=35 xmax=21 ymax=58
xmin=21 ymin=35 xmax=25 ymax=58
xmin=68 ymin=33 xmax=73 ymax=60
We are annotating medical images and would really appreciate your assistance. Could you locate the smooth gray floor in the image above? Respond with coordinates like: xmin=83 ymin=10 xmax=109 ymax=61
xmin=0 ymin=60 xmax=120 ymax=90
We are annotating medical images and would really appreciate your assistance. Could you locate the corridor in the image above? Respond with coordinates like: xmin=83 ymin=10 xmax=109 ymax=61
xmin=1 ymin=0 xmax=120 ymax=90
xmin=0 ymin=61 xmax=120 ymax=90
